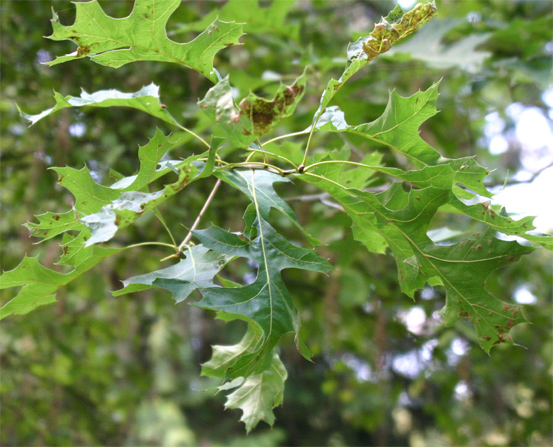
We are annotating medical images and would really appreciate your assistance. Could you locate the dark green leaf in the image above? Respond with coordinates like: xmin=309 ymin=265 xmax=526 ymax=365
xmin=113 ymin=245 xmax=230 ymax=302
xmin=194 ymin=191 xmax=332 ymax=377
xmin=216 ymin=169 xmax=321 ymax=244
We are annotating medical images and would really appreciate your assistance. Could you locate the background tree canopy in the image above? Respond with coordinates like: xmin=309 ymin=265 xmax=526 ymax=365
xmin=1 ymin=0 xmax=552 ymax=445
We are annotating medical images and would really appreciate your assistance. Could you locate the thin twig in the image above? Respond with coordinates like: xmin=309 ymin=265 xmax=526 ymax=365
xmin=177 ymin=179 xmax=222 ymax=252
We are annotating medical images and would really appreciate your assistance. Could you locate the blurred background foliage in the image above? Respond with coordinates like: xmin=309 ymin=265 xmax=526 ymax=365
xmin=1 ymin=0 xmax=552 ymax=445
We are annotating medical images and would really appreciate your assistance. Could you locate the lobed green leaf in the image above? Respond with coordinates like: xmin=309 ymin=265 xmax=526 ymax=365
xmin=47 ymin=0 xmax=244 ymax=82
xmin=113 ymin=245 xmax=230 ymax=302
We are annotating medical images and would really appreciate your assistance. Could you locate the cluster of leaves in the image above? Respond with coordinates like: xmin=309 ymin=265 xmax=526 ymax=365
xmin=1 ymin=0 xmax=551 ymax=432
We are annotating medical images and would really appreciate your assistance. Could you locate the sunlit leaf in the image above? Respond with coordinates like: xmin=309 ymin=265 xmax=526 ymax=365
xmin=173 ymin=0 xmax=299 ymax=41
xmin=19 ymin=84 xmax=180 ymax=127
xmin=222 ymin=350 xmax=287 ymax=433
xmin=0 ymin=246 xmax=123 ymax=319
xmin=47 ymin=0 xmax=244 ymax=82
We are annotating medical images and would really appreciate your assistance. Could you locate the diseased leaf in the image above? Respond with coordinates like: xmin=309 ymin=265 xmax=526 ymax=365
xmin=199 ymin=71 xmax=307 ymax=147
xmin=316 ymin=2 xmax=437 ymax=117
xmin=113 ymin=245 xmax=230 ymax=302
xmin=301 ymin=171 xmax=535 ymax=352
xmin=448 ymin=197 xmax=553 ymax=251
xmin=238 ymin=69 xmax=307 ymax=136
xmin=198 ymin=76 xmax=255 ymax=148
xmin=47 ymin=0 xmax=244 ymax=82
xmin=421 ymin=228 xmax=533 ymax=351
xmin=25 ymin=211 xmax=85 ymax=243
xmin=19 ymin=84 xmax=180 ymax=128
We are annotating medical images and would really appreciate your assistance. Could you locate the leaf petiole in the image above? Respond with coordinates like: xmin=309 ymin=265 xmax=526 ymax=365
xmin=177 ymin=179 xmax=223 ymax=252
xmin=125 ymin=241 xmax=178 ymax=250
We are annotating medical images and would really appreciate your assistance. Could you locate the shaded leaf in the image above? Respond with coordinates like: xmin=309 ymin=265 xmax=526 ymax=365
xmin=301 ymin=171 xmax=535 ymax=352
xmin=386 ymin=19 xmax=491 ymax=72
xmin=113 ymin=245 xmax=230 ymax=302
xmin=194 ymin=185 xmax=332 ymax=377
xmin=216 ymin=169 xmax=321 ymax=244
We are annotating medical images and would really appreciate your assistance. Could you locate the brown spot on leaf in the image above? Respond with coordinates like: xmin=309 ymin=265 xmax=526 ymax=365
xmin=240 ymin=81 xmax=305 ymax=135
xmin=76 ymin=45 xmax=91 ymax=57
xmin=503 ymin=304 xmax=511 ymax=311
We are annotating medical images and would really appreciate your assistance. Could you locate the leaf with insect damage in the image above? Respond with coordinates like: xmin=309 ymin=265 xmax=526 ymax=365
xmin=46 ymin=0 xmax=244 ymax=82
xmin=315 ymin=2 xmax=437 ymax=118
xmin=198 ymin=70 xmax=306 ymax=147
